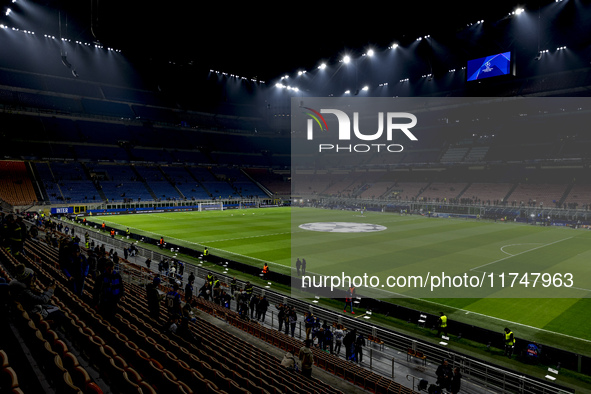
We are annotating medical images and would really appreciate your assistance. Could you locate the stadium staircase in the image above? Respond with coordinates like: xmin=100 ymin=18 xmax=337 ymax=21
xmin=80 ymin=162 xmax=108 ymax=202
xmin=184 ymin=166 xmax=213 ymax=199
xmin=454 ymin=182 xmax=473 ymax=200
xmin=25 ymin=161 xmax=46 ymax=203
xmin=0 ymin=235 xmax=419 ymax=394
xmin=239 ymin=169 xmax=274 ymax=198
xmin=557 ymin=183 xmax=574 ymax=208
xmin=130 ymin=166 xmax=158 ymax=201
xmin=502 ymin=183 xmax=519 ymax=203
xmin=158 ymin=166 xmax=186 ymax=200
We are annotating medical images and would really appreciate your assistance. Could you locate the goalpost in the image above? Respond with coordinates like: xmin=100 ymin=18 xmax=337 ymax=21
xmin=198 ymin=201 xmax=224 ymax=211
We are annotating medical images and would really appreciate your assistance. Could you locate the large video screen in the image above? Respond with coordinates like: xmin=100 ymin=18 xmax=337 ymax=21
xmin=467 ymin=52 xmax=512 ymax=81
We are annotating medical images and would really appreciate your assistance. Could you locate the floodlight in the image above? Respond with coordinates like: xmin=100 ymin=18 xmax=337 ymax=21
xmin=343 ymin=55 xmax=351 ymax=64
xmin=366 ymin=49 xmax=374 ymax=57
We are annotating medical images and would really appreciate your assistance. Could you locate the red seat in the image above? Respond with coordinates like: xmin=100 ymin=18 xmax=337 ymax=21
xmin=1 ymin=367 xmax=19 ymax=390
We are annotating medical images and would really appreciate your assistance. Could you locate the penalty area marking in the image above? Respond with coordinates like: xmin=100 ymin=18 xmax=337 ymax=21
xmin=470 ymin=236 xmax=573 ymax=272
xmin=500 ymin=243 xmax=543 ymax=256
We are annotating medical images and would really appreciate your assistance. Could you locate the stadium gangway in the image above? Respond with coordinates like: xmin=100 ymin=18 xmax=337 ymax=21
xmin=52 ymin=216 xmax=576 ymax=394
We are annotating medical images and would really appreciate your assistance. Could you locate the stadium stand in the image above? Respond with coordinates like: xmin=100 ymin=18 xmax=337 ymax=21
xmin=0 ymin=229 xmax=398 ymax=394
xmin=0 ymin=161 xmax=38 ymax=206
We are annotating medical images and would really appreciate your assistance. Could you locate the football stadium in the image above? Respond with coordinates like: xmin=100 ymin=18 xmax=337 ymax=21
xmin=1 ymin=1 xmax=591 ymax=393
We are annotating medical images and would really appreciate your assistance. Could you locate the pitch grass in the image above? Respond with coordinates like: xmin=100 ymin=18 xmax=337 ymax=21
xmin=88 ymin=207 xmax=591 ymax=355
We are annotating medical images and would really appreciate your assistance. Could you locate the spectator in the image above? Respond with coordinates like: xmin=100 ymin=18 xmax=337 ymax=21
xmin=238 ymin=296 xmax=250 ymax=320
xmin=298 ymin=339 xmax=314 ymax=378
xmin=176 ymin=302 xmax=197 ymax=339
xmin=63 ymin=245 xmax=89 ymax=296
xmin=436 ymin=359 xmax=452 ymax=391
xmin=249 ymin=294 xmax=259 ymax=319
xmin=220 ymin=290 xmax=231 ymax=308
xmin=93 ymin=260 xmax=125 ymax=320
xmin=8 ymin=264 xmax=65 ymax=324
xmin=323 ymin=327 xmax=334 ymax=354
xmin=163 ymin=314 xmax=180 ymax=334
xmin=334 ymin=325 xmax=344 ymax=356
xmin=146 ymin=276 xmax=163 ymax=320
xmin=344 ymin=329 xmax=357 ymax=361
xmin=315 ymin=327 xmax=325 ymax=349
xmin=166 ymin=283 xmax=182 ymax=317
xmin=184 ymin=279 xmax=194 ymax=303
xmin=355 ymin=333 xmax=366 ymax=363
xmin=198 ymin=281 xmax=212 ymax=301
xmin=304 ymin=312 xmax=314 ymax=340
xmin=288 ymin=307 xmax=297 ymax=337
xmin=257 ymin=295 xmax=269 ymax=322
xmin=276 ymin=302 xmax=286 ymax=332
xmin=450 ymin=367 xmax=462 ymax=394
xmin=281 ymin=351 xmax=298 ymax=371
xmin=87 ymin=249 xmax=98 ymax=279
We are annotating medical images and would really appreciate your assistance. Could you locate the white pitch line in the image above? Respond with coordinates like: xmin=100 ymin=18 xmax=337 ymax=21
xmin=357 ymin=284 xmax=591 ymax=344
xmin=98 ymin=219 xmax=292 ymax=269
xmin=470 ymin=237 xmax=573 ymax=272
xmin=207 ymin=231 xmax=298 ymax=243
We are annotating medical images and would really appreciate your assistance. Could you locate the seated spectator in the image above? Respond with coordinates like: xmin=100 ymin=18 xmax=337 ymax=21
xmin=281 ymin=351 xmax=298 ymax=371
xmin=8 ymin=264 xmax=65 ymax=325
xmin=163 ymin=315 xmax=180 ymax=334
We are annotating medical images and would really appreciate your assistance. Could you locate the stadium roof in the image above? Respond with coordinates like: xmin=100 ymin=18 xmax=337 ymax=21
xmin=0 ymin=0 xmax=591 ymax=95
xmin=1 ymin=0 xmax=589 ymax=84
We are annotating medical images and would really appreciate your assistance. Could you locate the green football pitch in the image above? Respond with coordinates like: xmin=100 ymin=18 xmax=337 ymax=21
xmin=88 ymin=207 xmax=591 ymax=354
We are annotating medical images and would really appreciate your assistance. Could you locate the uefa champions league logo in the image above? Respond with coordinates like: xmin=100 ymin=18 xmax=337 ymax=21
xmin=299 ymin=222 xmax=387 ymax=233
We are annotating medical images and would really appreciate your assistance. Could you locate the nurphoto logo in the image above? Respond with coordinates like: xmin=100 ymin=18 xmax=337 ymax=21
xmin=304 ymin=107 xmax=418 ymax=153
